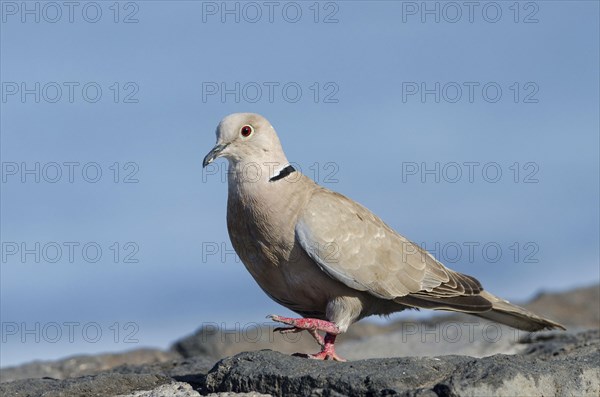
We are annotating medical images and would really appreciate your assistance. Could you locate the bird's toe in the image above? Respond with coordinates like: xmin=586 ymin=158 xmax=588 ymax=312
xmin=266 ymin=314 xmax=296 ymax=326
xmin=308 ymin=350 xmax=346 ymax=362
xmin=273 ymin=326 xmax=301 ymax=334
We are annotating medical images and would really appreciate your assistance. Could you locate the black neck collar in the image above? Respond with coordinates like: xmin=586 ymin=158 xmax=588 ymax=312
xmin=269 ymin=164 xmax=296 ymax=182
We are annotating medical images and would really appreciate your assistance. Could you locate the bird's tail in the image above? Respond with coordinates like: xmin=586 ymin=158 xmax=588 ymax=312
xmin=474 ymin=291 xmax=566 ymax=331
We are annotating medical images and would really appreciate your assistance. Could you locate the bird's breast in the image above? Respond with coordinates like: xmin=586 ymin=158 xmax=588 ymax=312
xmin=226 ymin=187 xmax=295 ymax=271
xmin=224 ymin=177 xmax=339 ymax=315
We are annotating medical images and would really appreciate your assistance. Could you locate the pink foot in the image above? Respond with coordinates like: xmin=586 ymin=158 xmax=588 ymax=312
xmin=274 ymin=326 xmax=325 ymax=346
xmin=267 ymin=314 xmax=346 ymax=361
xmin=308 ymin=333 xmax=346 ymax=362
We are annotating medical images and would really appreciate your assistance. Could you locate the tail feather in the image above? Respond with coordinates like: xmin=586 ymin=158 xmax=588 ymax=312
xmin=475 ymin=291 xmax=566 ymax=331
xmin=397 ymin=294 xmax=493 ymax=313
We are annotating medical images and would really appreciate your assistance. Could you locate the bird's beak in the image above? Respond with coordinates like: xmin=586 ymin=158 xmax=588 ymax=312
xmin=203 ymin=143 xmax=228 ymax=168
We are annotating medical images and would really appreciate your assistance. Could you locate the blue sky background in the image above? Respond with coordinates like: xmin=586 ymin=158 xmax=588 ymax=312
xmin=1 ymin=0 xmax=598 ymax=367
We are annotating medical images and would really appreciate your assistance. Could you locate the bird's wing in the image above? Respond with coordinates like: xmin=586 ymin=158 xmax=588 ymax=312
xmin=295 ymin=188 xmax=490 ymax=310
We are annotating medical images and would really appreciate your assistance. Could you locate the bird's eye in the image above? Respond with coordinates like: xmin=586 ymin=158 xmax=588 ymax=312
xmin=240 ymin=125 xmax=254 ymax=137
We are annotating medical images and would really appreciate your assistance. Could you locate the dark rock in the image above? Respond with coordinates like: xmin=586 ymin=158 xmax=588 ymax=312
xmin=0 ymin=373 xmax=171 ymax=397
xmin=0 ymin=348 xmax=180 ymax=383
xmin=204 ymin=350 xmax=464 ymax=396
xmin=0 ymin=355 xmax=218 ymax=397
xmin=112 ymin=354 xmax=215 ymax=383
xmin=519 ymin=328 xmax=599 ymax=358
xmin=203 ymin=330 xmax=599 ymax=397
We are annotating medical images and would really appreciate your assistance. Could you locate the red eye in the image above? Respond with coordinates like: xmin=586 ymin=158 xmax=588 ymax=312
xmin=241 ymin=125 xmax=253 ymax=137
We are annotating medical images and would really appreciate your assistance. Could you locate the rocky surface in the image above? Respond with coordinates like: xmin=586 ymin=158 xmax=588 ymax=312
xmin=1 ymin=330 xmax=598 ymax=397
xmin=203 ymin=330 xmax=600 ymax=397
xmin=0 ymin=349 xmax=179 ymax=383
xmin=1 ymin=284 xmax=598 ymax=396
xmin=0 ymin=355 xmax=213 ymax=397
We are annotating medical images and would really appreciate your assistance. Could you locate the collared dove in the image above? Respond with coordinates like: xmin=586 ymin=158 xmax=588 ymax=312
xmin=203 ymin=113 xmax=565 ymax=361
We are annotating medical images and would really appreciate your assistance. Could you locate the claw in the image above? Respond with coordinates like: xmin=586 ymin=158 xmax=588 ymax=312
xmin=273 ymin=326 xmax=301 ymax=334
xmin=309 ymin=350 xmax=346 ymax=362
xmin=268 ymin=314 xmax=294 ymax=326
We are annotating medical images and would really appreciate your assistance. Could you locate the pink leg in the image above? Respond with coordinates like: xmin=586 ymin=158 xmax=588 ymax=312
xmin=267 ymin=314 xmax=346 ymax=362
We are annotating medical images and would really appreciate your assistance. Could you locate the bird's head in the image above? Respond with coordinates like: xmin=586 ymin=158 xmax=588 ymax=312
xmin=203 ymin=113 xmax=288 ymax=169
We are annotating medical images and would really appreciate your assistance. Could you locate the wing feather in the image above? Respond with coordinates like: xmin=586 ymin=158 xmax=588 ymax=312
xmin=295 ymin=189 xmax=483 ymax=302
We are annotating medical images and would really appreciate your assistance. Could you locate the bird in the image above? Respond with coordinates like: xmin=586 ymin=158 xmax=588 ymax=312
xmin=203 ymin=112 xmax=565 ymax=361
